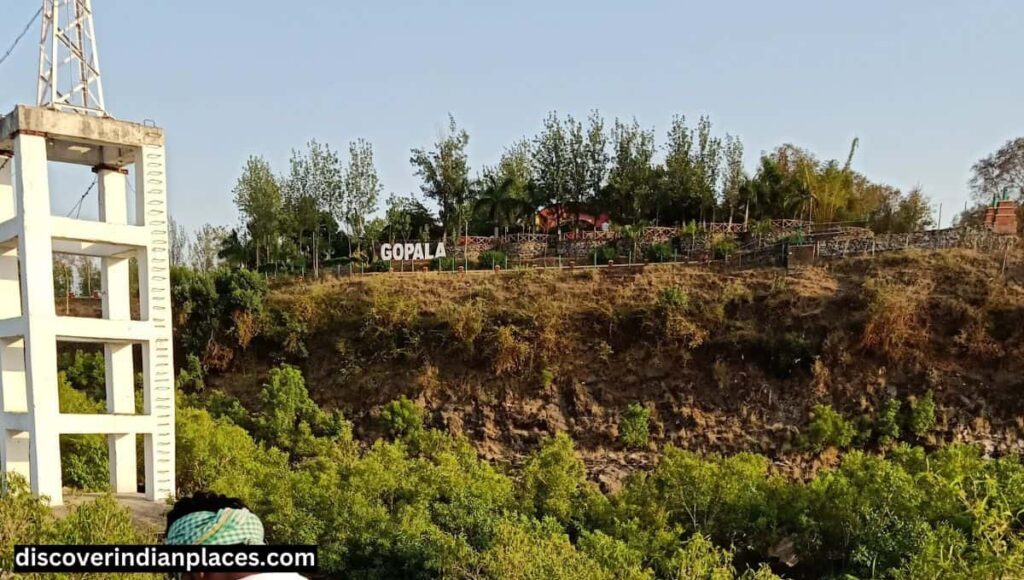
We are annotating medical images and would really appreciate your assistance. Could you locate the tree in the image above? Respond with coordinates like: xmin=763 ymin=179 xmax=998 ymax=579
xmin=410 ymin=115 xmax=471 ymax=241
xmin=75 ymin=257 xmax=101 ymax=297
xmin=190 ymin=224 xmax=228 ymax=272
xmin=721 ymin=136 xmax=745 ymax=224
xmin=168 ymin=215 xmax=188 ymax=267
xmin=284 ymin=141 xmax=343 ymax=277
xmin=383 ymin=194 xmax=437 ymax=242
xmin=532 ymin=113 xmax=570 ymax=230
xmin=606 ymin=119 xmax=657 ymax=224
xmin=474 ymin=173 xmax=532 ymax=235
xmin=565 ymin=111 xmax=609 ymax=225
xmin=970 ymin=137 xmax=1024 ymax=203
xmin=663 ymin=115 xmax=698 ymax=223
xmin=692 ymin=116 xmax=723 ymax=222
xmin=232 ymin=157 xmax=282 ymax=269
xmin=342 ymin=139 xmax=382 ymax=260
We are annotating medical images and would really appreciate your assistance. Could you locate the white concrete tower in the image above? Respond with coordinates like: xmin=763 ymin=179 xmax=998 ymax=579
xmin=0 ymin=106 xmax=175 ymax=505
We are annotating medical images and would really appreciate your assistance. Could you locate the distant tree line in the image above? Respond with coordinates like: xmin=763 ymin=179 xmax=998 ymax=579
xmin=180 ymin=112 xmax=941 ymax=274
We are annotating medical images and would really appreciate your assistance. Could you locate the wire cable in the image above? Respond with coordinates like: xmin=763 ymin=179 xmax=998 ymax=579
xmin=0 ymin=6 xmax=43 ymax=68
xmin=67 ymin=178 xmax=98 ymax=218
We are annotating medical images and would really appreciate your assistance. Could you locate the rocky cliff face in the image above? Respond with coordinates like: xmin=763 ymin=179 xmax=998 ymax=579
xmin=202 ymin=249 xmax=1023 ymax=483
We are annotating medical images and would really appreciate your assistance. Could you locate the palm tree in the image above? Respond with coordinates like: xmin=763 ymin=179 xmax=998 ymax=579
xmin=474 ymin=175 xmax=532 ymax=235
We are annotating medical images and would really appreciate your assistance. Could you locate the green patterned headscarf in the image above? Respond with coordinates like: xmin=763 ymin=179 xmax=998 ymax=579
xmin=165 ymin=507 xmax=265 ymax=545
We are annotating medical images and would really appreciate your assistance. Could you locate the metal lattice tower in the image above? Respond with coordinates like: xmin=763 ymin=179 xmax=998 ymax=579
xmin=36 ymin=0 xmax=107 ymax=116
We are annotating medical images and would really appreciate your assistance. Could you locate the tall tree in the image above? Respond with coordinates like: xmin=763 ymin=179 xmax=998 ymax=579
xmin=532 ymin=113 xmax=570 ymax=229
xmin=565 ymin=111 xmax=609 ymax=224
xmin=692 ymin=116 xmax=723 ymax=222
xmin=343 ymin=138 xmax=382 ymax=258
xmin=284 ymin=140 xmax=342 ymax=277
xmin=232 ymin=156 xmax=282 ymax=269
xmin=721 ymin=135 xmax=745 ymax=224
xmin=190 ymin=224 xmax=228 ymax=272
xmin=606 ymin=118 xmax=657 ymax=224
xmin=168 ymin=215 xmax=188 ymax=267
xmin=410 ymin=115 xmax=471 ymax=240
xmin=663 ymin=115 xmax=698 ymax=223
xmin=970 ymin=137 xmax=1024 ymax=203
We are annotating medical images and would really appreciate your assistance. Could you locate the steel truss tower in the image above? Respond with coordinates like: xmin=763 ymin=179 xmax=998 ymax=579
xmin=37 ymin=0 xmax=107 ymax=116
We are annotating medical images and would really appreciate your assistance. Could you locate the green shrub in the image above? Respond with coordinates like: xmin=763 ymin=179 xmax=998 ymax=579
xmin=432 ymin=256 xmax=459 ymax=271
xmin=711 ymin=236 xmax=739 ymax=259
xmin=368 ymin=260 xmax=392 ymax=272
xmin=58 ymin=373 xmax=110 ymax=491
xmin=620 ymin=403 xmax=651 ymax=449
xmin=589 ymin=245 xmax=618 ymax=265
xmin=540 ymin=367 xmax=556 ymax=388
xmin=876 ymin=399 xmax=902 ymax=445
xmin=657 ymin=287 xmax=689 ymax=310
xmin=380 ymin=395 xmax=424 ymax=439
xmin=175 ymin=353 xmax=206 ymax=392
xmin=645 ymin=243 xmax=674 ymax=262
xmin=478 ymin=250 xmax=507 ymax=270
xmin=254 ymin=365 xmax=350 ymax=457
xmin=806 ymin=404 xmax=856 ymax=451
xmin=58 ymin=350 xmax=106 ymax=399
xmin=907 ymin=391 xmax=937 ymax=438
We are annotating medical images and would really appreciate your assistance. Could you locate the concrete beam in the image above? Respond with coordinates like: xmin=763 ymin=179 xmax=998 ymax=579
xmin=0 ymin=411 xmax=31 ymax=431
xmin=55 ymin=317 xmax=152 ymax=343
xmin=0 ymin=217 xmax=16 ymax=246
xmin=0 ymin=106 xmax=164 ymax=168
xmin=0 ymin=317 xmax=25 ymax=339
xmin=57 ymin=413 xmax=155 ymax=435
xmin=51 ymin=217 xmax=149 ymax=249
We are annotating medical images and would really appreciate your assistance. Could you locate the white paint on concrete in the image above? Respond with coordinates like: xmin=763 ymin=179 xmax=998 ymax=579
xmin=0 ymin=107 xmax=175 ymax=505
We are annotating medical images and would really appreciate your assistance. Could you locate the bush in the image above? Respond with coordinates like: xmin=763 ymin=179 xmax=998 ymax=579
xmin=907 ymin=391 xmax=937 ymax=438
xmin=59 ymin=350 xmax=106 ymax=399
xmin=478 ymin=250 xmax=507 ymax=270
xmin=254 ymin=365 xmax=350 ymax=457
xmin=432 ymin=256 xmax=459 ymax=271
xmin=620 ymin=403 xmax=651 ymax=449
xmin=589 ymin=245 xmax=618 ymax=265
xmin=657 ymin=287 xmax=689 ymax=310
xmin=806 ymin=404 xmax=856 ymax=451
xmin=711 ymin=236 xmax=739 ymax=259
xmin=876 ymin=399 xmax=902 ymax=445
xmin=645 ymin=243 xmax=674 ymax=262
xmin=368 ymin=260 xmax=392 ymax=272
xmin=58 ymin=373 xmax=110 ymax=490
xmin=380 ymin=396 xmax=424 ymax=439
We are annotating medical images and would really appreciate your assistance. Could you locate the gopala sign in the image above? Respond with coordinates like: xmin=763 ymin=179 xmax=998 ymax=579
xmin=378 ymin=242 xmax=447 ymax=261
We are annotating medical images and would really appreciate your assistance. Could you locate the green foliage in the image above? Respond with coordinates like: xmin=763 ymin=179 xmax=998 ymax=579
xmin=876 ymin=398 xmax=903 ymax=445
xmin=620 ymin=403 xmax=651 ymax=449
xmin=907 ymin=391 xmax=937 ymax=438
xmin=58 ymin=349 xmax=106 ymax=399
xmin=590 ymin=245 xmax=618 ymax=265
xmin=711 ymin=236 xmax=739 ymax=259
xmin=254 ymin=365 xmax=351 ymax=457
xmin=478 ymin=250 xmax=507 ymax=270
xmin=380 ymin=396 xmax=424 ymax=439
xmin=175 ymin=353 xmax=206 ymax=392
xmin=805 ymin=404 xmax=856 ymax=451
xmin=58 ymin=373 xmax=110 ymax=491
xmin=517 ymin=433 xmax=594 ymax=527
xmin=657 ymin=287 xmax=689 ymax=310
xmin=432 ymin=255 xmax=459 ymax=271
xmin=645 ymin=242 xmax=674 ymax=262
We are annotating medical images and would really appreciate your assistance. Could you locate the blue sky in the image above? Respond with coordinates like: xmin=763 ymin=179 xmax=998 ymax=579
xmin=1 ymin=0 xmax=1021 ymax=230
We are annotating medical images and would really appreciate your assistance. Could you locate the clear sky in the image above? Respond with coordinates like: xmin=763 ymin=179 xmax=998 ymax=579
xmin=1 ymin=0 xmax=1021 ymax=230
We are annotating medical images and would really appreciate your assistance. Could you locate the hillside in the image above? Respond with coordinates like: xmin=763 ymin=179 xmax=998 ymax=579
xmin=194 ymin=248 xmax=1024 ymax=484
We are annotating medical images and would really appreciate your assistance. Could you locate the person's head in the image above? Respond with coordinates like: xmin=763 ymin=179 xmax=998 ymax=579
xmin=165 ymin=492 xmax=266 ymax=580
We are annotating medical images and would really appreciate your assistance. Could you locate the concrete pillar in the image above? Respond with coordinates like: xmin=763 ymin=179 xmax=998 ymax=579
xmin=13 ymin=133 xmax=62 ymax=504
xmin=98 ymin=168 xmax=136 ymax=493
xmin=0 ymin=154 xmax=18 ymax=321
xmin=135 ymin=145 xmax=174 ymax=501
